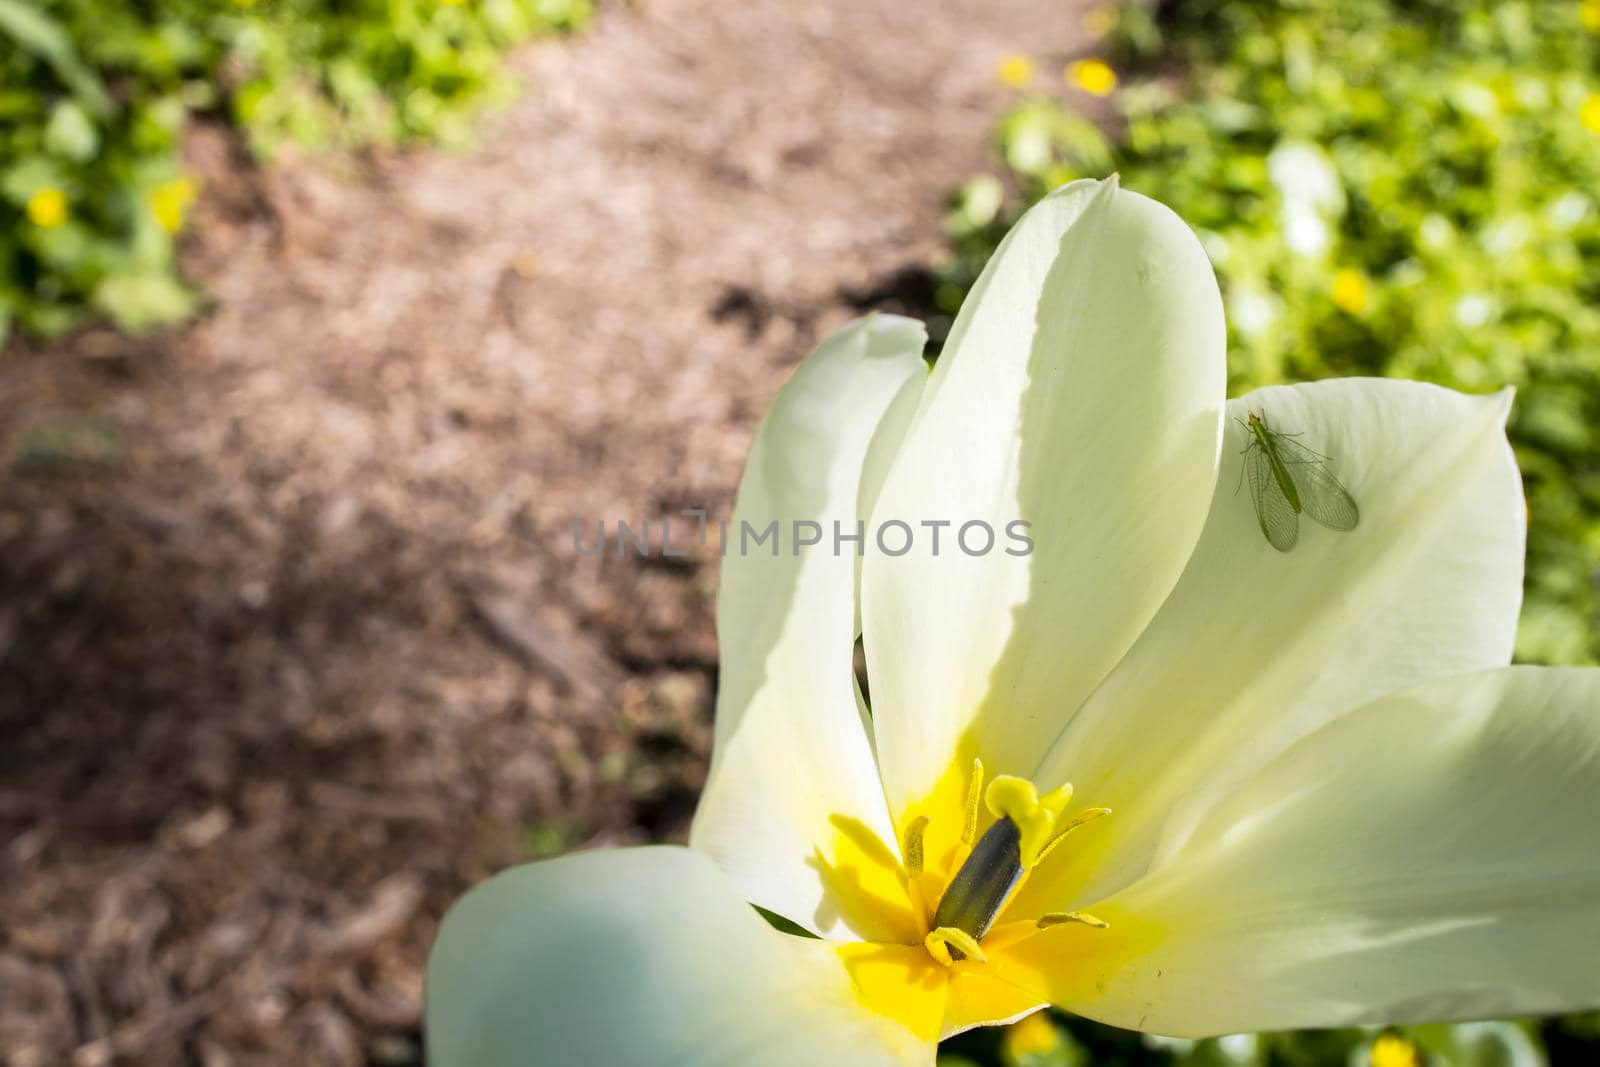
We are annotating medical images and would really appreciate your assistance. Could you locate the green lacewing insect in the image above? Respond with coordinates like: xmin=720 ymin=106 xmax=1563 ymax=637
xmin=1238 ymin=411 xmax=1360 ymax=552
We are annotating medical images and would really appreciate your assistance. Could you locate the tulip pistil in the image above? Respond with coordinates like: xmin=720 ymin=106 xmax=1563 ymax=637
xmin=931 ymin=814 xmax=1023 ymax=943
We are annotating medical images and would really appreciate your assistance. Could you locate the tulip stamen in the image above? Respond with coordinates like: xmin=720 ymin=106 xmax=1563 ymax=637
xmin=961 ymin=758 xmax=985 ymax=846
xmin=1034 ymin=807 xmax=1113 ymax=865
xmin=975 ymin=909 xmax=1112 ymax=958
xmin=1036 ymin=910 xmax=1109 ymax=930
xmin=925 ymin=926 xmax=988 ymax=967
xmin=903 ymin=815 xmax=930 ymax=875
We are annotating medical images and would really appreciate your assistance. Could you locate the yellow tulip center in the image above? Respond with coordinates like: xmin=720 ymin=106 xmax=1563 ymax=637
xmin=910 ymin=761 xmax=1111 ymax=965
xmin=830 ymin=754 xmax=1122 ymax=1042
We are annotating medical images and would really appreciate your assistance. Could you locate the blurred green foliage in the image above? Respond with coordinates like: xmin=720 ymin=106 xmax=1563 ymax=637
xmin=943 ymin=1012 xmax=1566 ymax=1067
xmin=945 ymin=0 xmax=1600 ymax=667
xmin=1 ymin=0 xmax=590 ymax=343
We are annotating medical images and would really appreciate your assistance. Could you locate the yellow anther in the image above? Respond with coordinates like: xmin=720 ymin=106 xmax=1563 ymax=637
xmin=1036 ymin=910 xmax=1109 ymax=930
xmin=925 ymin=925 xmax=988 ymax=967
xmin=903 ymin=815 xmax=929 ymax=874
xmin=962 ymin=758 xmax=985 ymax=845
xmin=1035 ymin=806 xmax=1112 ymax=865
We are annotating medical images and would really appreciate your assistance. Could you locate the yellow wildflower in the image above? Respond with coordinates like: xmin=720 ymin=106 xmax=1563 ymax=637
xmin=148 ymin=177 xmax=197 ymax=234
xmin=997 ymin=54 xmax=1035 ymax=89
xmin=1371 ymin=1033 xmax=1421 ymax=1067
xmin=1082 ymin=5 xmax=1117 ymax=37
xmin=1004 ymin=1011 xmax=1060 ymax=1057
xmin=26 ymin=187 xmax=69 ymax=229
xmin=1332 ymin=267 xmax=1369 ymax=314
xmin=1581 ymin=93 xmax=1600 ymax=134
xmin=1069 ymin=58 xmax=1118 ymax=97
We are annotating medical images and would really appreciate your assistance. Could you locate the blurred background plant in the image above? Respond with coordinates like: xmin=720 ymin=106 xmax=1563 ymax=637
xmin=944 ymin=0 xmax=1600 ymax=669
xmin=946 ymin=1013 xmax=1561 ymax=1067
xmin=0 ymin=0 xmax=590 ymax=344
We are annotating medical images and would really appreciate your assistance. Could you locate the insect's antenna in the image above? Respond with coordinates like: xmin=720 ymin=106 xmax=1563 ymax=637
xmin=1233 ymin=416 xmax=1254 ymax=454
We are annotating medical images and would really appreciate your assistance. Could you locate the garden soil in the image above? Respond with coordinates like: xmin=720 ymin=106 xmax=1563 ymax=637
xmin=0 ymin=2 xmax=1091 ymax=1063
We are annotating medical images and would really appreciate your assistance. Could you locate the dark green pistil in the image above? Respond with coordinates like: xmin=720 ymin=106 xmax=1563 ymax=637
xmin=932 ymin=814 xmax=1023 ymax=951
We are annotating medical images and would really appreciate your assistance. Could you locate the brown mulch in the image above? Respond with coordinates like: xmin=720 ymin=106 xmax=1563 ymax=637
xmin=0 ymin=3 xmax=1092 ymax=1064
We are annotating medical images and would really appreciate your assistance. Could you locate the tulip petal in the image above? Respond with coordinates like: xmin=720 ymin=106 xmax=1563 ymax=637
xmin=1019 ymin=380 xmax=1523 ymax=914
xmin=426 ymin=847 xmax=933 ymax=1066
xmin=863 ymin=178 xmax=1226 ymax=820
xmin=1053 ymin=667 xmax=1600 ymax=1036
xmin=691 ymin=314 xmax=928 ymax=941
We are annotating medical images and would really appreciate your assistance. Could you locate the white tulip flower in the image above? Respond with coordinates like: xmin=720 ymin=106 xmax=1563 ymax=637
xmin=426 ymin=178 xmax=1600 ymax=1066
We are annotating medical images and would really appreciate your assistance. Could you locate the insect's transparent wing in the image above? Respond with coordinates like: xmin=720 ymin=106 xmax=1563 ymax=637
xmin=1247 ymin=444 xmax=1299 ymax=551
xmin=1274 ymin=437 xmax=1360 ymax=531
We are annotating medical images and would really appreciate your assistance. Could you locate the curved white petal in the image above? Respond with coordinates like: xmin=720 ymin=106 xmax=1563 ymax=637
xmin=1068 ymin=667 xmax=1600 ymax=1036
xmin=691 ymin=314 xmax=927 ymax=940
xmin=863 ymin=178 xmax=1226 ymax=818
xmin=426 ymin=847 xmax=932 ymax=1066
xmin=1020 ymin=380 xmax=1524 ymax=914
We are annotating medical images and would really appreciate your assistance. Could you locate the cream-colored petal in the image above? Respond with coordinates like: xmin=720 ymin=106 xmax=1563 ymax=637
xmin=426 ymin=847 xmax=933 ymax=1066
xmin=855 ymin=367 xmax=927 ymax=637
xmin=1019 ymin=379 xmax=1523 ymax=915
xmin=1060 ymin=667 xmax=1600 ymax=1036
xmin=862 ymin=178 xmax=1226 ymax=823
xmin=691 ymin=314 xmax=927 ymax=941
